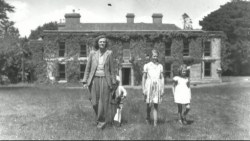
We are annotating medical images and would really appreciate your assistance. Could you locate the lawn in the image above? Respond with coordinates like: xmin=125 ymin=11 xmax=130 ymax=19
xmin=0 ymin=81 xmax=249 ymax=140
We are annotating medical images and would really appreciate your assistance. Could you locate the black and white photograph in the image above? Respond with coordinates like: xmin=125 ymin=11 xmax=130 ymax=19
xmin=0 ymin=0 xmax=250 ymax=140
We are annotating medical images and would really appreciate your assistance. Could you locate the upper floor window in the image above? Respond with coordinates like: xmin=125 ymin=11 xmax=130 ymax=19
xmin=204 ymin=62 xmax=211 ymax=77
xmin=58 ymin=63 xmax=66 ymax=80
xmin=59 ymin=42 xmax=65 ymax=57
xmin=183 ymin=39 xmax=189 ymax=56
xmin=165 ymin=40 xmax=172 ymax=56
xmin=80 ymin=64 xmax=86 ymax=79
xmin=80 ymin=44 xmax=87 ymax=57
xmin=204 ymin=41 xmax=211 ymax=56
xmin=123 ymin=42 xmax=131 ymax=61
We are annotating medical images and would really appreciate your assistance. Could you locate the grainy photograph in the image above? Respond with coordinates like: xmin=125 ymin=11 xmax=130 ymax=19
xmin=0 ymin=0 xmax=250 ymax=140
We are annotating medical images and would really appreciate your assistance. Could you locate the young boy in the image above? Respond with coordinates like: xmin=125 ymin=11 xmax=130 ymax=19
xmin=112 ymin=75 xmax=127 ymax=127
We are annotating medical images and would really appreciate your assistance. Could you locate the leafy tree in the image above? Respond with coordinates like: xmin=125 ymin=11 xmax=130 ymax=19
xmin=29 ymin=22 xmax=58 ymax=40
xmin=0 ymin=22 xmax=23 ymax=83
xmin=199 ymin=0 xmax=250 ymax=75
xmin=0 ymin=0 xmax=14 ymax=21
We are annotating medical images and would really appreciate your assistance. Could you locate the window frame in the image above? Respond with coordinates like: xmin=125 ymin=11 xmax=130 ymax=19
xmin=165 ymin=41 xmax=172 ymax=56
xmin=204 ymin=62 xmax=212 ymax=77
xmin=59 ymin=42 xmax=66 ymax=57
xmin=80 ymin=44 xmax=87 ymax=57
xmin=204 ymin=41 xmax=211 ymax=57
xmin=58 ymin=63 xmax=66 ymax=80
xmin=164 ymin=63 xmax=172 ymax=78
xmin=183 ymin=39 xmax=189 ymax=56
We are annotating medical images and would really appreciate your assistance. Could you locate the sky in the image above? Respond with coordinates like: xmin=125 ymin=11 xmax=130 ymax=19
xmin=6 ymin=0 xmax=231 ymax=37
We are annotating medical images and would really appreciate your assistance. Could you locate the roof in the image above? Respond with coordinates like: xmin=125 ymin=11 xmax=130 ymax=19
xmin=58 ymin=23 xmax=181 ymax=31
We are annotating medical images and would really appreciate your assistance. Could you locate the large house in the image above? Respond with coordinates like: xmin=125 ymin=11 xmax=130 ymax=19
xmin=39 ymin=11 xmax=224 ymax=86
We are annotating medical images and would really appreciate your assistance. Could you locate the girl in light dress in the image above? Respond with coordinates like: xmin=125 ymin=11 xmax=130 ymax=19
xmin=172 ymin=64 xmax=191 ymax=125
xmin=142 ymin=49 xmax=164 ymax=127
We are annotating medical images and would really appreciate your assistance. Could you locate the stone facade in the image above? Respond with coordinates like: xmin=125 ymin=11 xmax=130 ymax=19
xmin=40 ymin=12 xmax=224 ymax=85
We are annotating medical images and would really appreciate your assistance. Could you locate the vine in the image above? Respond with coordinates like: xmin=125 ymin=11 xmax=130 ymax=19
xmin=33 ymin=31 xmax=225 ymax=84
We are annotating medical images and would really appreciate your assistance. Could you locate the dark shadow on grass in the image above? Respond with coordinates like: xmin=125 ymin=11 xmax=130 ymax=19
xmin=186 ymin=120 xmax=194 ymax=125
xmin=158 ymin=118 xmax=166 ymax=125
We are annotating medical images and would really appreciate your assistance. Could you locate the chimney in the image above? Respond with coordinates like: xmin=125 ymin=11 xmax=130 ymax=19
xmin=152 ymin=13 xmax=163 ymax=24
xmin=126 ymin=13 xmax=135 ymax=23
xmin=64 ymin=11 xmax=81 ymax=26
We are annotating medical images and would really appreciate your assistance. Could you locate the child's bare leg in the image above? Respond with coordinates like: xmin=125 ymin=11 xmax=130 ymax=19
xmin=153 ymin=104 xmax=158 ymax=126
xmin=183 ymin=104 xmax=190 ymax=122
xmin=146 ymin=104 xmax=151 ymax=124
xmin=177 ymin=104 xmax=183 ymax=124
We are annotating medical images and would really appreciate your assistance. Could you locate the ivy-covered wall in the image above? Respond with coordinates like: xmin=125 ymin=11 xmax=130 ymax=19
xmin=35 ymin=31 xmax=225 ymax=85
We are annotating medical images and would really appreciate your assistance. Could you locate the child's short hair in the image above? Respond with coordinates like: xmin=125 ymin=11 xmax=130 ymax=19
xmin=178 ymin=64 xmax=190 ymax=77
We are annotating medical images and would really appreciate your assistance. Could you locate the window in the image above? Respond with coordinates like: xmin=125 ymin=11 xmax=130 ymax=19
xmin=80 ymin=64 xmax=86 ymax=79
xmin=165 ymin=41 xmax=172 ymax=56
xmin=80 ymin=44 xmax=87 ymax=57
xmin=123 ymin=49 xmax=131 ymax=61
xmin=123 ymin=42 xmax=130 ymax=49
xmin=59 ymin=42 xmax=65 ymax=57
xmin=58 ymin=64 xmax=66 ymax=80
xmin=183 ymin=39 xmax=189 ymax=56
xmin=204 ymin=62 xmax=211 ymax=77
xmin=204 ymin=41 xmax=211 ymax=56
xmin=164 ymin=63 xmax=172 ymax=78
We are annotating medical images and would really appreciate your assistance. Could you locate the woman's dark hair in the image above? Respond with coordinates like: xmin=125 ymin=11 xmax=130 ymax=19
xmin=94 ymin=35 xmax=108 ymax=50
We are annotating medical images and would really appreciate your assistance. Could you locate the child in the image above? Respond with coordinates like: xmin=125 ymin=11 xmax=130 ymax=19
xmin=172 ymin=64 xmax=191 ymax=125
xmin=142 ymin=49 xmax=164 ymax=127
xmin=112 ymin=75 xmax=127 ymax=127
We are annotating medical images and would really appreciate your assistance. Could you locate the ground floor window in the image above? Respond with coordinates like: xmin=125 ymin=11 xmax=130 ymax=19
xmin=58 ymin=64 xmax=66 ymax=80
xmin=164 ymin=63 xmax=172 ymax=78
xmin=204 ymin=62 xmax=211 ymax=77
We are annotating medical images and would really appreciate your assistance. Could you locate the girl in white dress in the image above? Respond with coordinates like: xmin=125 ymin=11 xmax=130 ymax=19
xmin=172 ymin=64 xmax=191 ymax=125
xmin=142 ymin=49 xmax=164 ymax=127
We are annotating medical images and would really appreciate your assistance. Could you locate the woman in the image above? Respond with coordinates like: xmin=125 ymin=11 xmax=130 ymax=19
xmin=82 ymin=35 xmax=116 ymax=129
xmin=142 ymin=49 xmax=164 ymax=127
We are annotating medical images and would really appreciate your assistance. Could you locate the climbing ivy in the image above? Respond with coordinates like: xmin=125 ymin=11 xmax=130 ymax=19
xmin=33 ymin=31 xmax=225 ymax=84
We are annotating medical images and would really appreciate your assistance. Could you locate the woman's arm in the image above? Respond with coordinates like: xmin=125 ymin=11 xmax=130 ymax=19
xmin=142 ymin=72 xmax=147 ymax=94
xmin=82 ymin=51 xmax=93 ymax=85
xmin=109 ymin=51 xmax=116 ymax=87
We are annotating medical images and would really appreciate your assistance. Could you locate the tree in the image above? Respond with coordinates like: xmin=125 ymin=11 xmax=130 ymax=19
xmin=0 ymin=0 xmax=14 ymax=21
xmin=29 ymin=22 xmax=58 ymax=40
xmin=199 ymin=0 xmax=250 ymax=75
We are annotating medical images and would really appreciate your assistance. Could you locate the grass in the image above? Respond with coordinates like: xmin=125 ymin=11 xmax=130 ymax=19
xmin=0 ymin=82 xmax=249 ymax=140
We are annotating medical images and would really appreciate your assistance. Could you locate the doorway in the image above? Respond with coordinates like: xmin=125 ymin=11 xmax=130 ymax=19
xmin=122 ymin=68 xmax=131 ymax=85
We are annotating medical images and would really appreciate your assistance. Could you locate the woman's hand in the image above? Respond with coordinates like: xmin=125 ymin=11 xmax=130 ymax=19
xmin=83 ymin=84 xmax=88 ymax=89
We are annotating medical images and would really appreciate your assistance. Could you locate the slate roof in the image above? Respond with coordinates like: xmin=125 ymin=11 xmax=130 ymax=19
xmin=58 ymin=23 xmax=181 ymax=31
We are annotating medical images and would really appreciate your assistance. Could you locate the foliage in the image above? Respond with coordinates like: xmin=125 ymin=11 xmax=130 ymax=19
xmin=0 ymin=21 xmax=24 ymax=83
xmin=199 ymin=0 xmax=250 ymax=75
xmin=36 ymin=31 xmax=224 ymax=84
xmin=29 ymin=22 xmax=58 ymax=40
xmin=0 ymin=0 xmax=14 ymax=21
